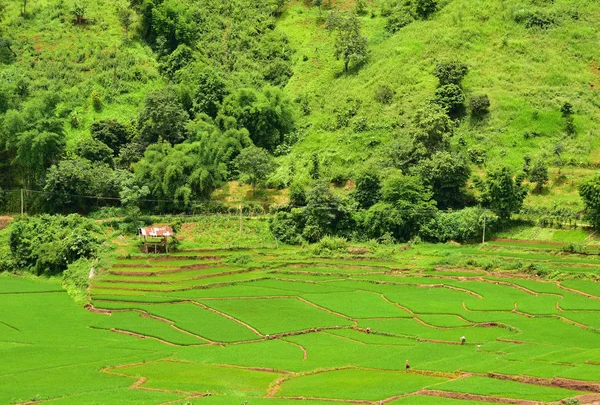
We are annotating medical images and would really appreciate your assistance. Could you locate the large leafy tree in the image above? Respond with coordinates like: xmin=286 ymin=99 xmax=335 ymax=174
xmin=43 ymin=159 xmax=125 ymax=213
xmin=415 ymin=151 xmax=471 ymax=209
xmin=234 ymin=146 xmax=276 ymax=193
xmin=302 ymin=181 xmax=352 ymax=242
xmin=529 ymin=159 xmax=549 ymax=194
xmin=15 ymin=127 xmax=65 ymax=188
xmin=479 ymin=165 xmax=528 ymax=220
xmin=90 ymin=119 xmax=133 ymax=156
xmin=220 ymin=86 xmax=294 ymax=151
xmin=353 ymin=170 xmax=381 ymax=209
xmin=411 ymin=103 xmax=454 ymax=156
xmin=132 ymin=130 xmax=240 ymax=211
xmin=362 ymin=173 xmax=436 ymax=241
xmin=327 ymin=11 xmax=369 ymax=72
xmin=138 ymin=88 xmax=190 ymax=146
xmin=579 ymin=174 xmax=600 ymax=229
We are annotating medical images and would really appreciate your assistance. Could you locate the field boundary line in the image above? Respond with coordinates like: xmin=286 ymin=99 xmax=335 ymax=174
xmin=558 ymin=283 xmax=600 ymax=300
xmin=413 ymin=389 xmax=541 ymax=405
xmin=296 ymin=296 xmax=356 ymax=322
xmin=190 ymin=300 xmax=264 ymax=337
xmin=281 ymin=339 xmax=308 ymax=360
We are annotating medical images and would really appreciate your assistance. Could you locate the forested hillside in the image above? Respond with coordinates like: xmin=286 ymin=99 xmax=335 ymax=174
xmin=1 ymin=0 xmax=600 ymax=242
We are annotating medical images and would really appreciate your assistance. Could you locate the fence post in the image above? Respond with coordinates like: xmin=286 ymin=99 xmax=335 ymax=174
xmin=482 ymin=209 xmax=486 ymax=245
xmin=20 ymin=189 xmax=24 ymax=216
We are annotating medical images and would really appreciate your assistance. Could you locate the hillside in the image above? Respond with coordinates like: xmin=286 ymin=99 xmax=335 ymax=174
xmin=1 ymin=0 xmax=600 ymax=223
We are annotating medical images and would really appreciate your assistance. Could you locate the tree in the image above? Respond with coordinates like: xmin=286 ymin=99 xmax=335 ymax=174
xmin=234 ymin=146 xmax=276 ymax=193
xmin=193 ymin=67 xmax=228 ymax=118
xmin=43 ymin=159 xmax=124 ymax=213
xmin=220 ymin=86 xmax=294 ymax=151
xmin=579 ymin=174 xmax=600 ymax=230
xmin=309 ymin=153 xmax=320 ymax=180
xmin=15 ymin=129 xmax=66 ymax=188
xmin=434 ymin=61 xmax=469 ymax=86
xmin=561 ymin=102 xmax=575 ymax=135
xmin=409 ymin=0 xmax=438 ymax=19
xmin=75 ymin=139 xmax=114 ymax=165
xmin=479 ymin=165 xmax=528 ymax=220
xmin=415 ymin=151 xmax=471 ymax=209
xmin=327 ymin=11 xmax=369 ymax=72
xmin=433 ymin=84 xmax=466 ymax=116
xmin=151 ymin=0 xmax=198 ymax=53
xmin=362 ymin=173 xmax=437 ymax=241
xmin=289 ymin=181 xmax=307 ymax=207
xmin=132 ymin=134 xmax=231 ymax=211
xmin=90 ymin=119 xmax=133 ymax=156
xmin=411 ymin=103 xmax=454 ymax=156
xmin=529 ymin=159 xmax=549 ymax=193
xmin=302 ymin=181 xmax=352 ymax=242
xmin=71 ymin=2 xmax=87 ymax=25
xmin=138 ymin=88 xmax=190 ymax=146
xmin=116 ymin=2 xmax=134 ymax=33
xmin=353 ymin=170 xmax=381 ymax=209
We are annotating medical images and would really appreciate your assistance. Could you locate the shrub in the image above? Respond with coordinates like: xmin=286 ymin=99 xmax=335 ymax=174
xmin=386 ymin=13 xmax=414 ymax=33
xmin=374 ymin=84 xmax=395 ymax=104
xmin=434 ymin=61 xmax=469 ymax=86
xmin=289 ymin=182 xmax=307 ymax=207
xmin=420 ymin=207 xmax=492 ymax=243
xmin=269 ymin=209 xmax=305 ymax=244
xmin=311 ymin=235 xmax=348 ymax=255
xmin=434 ymin=84 xmax=466 ymax=115
xmin=470 ymin=94 xmax=490 ymax=116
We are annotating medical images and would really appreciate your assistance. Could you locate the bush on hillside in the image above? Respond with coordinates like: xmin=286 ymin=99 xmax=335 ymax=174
xmin=433 ymin=84 xmax=466 ymax=116
xmin=470 ymin=94 xmax=490 ymax=116
xmin=420 ymin=207 xmax=493 ymax=243
xmin=374 ymin=84 xmax=395 ymax=104
xmin=434 ymin=61 xmax=469 ymax=86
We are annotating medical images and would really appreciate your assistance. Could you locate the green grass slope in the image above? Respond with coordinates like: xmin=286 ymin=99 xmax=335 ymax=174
xmin=276 ymin=0 xmax=600 ymax=207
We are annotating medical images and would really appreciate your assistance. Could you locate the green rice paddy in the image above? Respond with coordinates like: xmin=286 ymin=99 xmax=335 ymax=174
xmin=3 ymin=241 xmax=600 ymax=404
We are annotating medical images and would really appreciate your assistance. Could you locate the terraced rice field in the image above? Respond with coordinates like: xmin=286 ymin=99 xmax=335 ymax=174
xmin=3 ymin=242 xmax=600 ymax=404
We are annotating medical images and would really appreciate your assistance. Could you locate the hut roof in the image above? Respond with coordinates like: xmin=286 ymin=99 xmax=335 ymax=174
xmin=138 ymin=226 xmax=174 ymax=238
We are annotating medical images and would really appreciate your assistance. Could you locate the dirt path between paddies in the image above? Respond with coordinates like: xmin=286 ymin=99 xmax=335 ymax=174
xmin=558 ymin=283 xmax=600 ymax=300
xmin=191 ymin=301 xmax=264 ymax=338
xmin=398 ymin=389 xmax=543 ymax=405
xmin=282 ymin=339 xmax=308 ymax=360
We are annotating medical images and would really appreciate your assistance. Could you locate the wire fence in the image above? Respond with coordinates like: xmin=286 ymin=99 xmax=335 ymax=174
xmin=0 ymin=188 xmax=274 ymax=217
xmin=0 ymin=188 xmax=593 ymax=233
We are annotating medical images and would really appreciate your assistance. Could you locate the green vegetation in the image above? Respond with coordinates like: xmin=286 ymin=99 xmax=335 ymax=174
xmin=2 ymin=218 xmax=600 ymax=403
xmin=3 ymin=0 xmax=600 ymax=401
xmin=1 ymin=0 xmax=599 ymax=239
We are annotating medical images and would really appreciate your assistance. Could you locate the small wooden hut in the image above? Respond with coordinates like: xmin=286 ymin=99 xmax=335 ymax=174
xmin=138 ymin=226 xmax=174 ymax=254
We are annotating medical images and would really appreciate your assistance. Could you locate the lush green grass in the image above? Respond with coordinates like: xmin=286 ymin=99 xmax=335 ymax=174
xmin=204 ymin=297 xmax=353 ymax=335
xmin=277 ymin=369 xmax=448 ymax=401
xmin=115 ymin=361 xmax=282 ymax=396
xmin=6 ymin=239 xmax=600 ymax=403
xmin=431 ymin=376 xmax=582 ymax=401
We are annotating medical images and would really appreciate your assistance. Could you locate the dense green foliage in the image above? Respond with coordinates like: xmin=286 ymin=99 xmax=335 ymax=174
xmin=579 ymin=174 xmax=600 ymax=230
xmin=1 ymin=0 xmax=600 ymax=236
xmin=6 ymin=215 xmax=102 ymax=275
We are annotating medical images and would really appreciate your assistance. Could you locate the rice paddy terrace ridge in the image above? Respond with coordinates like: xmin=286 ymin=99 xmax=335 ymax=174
xmin=4 ymin=240 xmax=600 ymax=404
